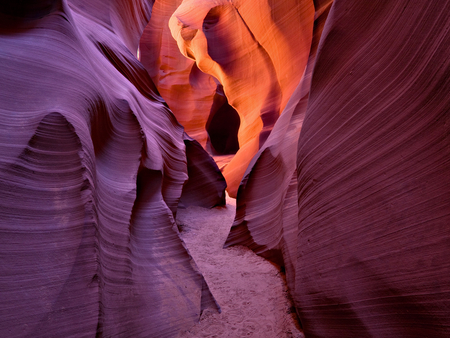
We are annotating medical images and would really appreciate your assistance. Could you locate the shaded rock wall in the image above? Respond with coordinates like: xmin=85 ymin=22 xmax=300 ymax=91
xmin=2 ymin=0 xmax=450 ymax=337
xmin=227 ymin=0 xmax=450 ymax=336
xmin=0 ymin=0 xmax=223 ymax=336
xmin=295 ymin=1 xmax=450 ymax=335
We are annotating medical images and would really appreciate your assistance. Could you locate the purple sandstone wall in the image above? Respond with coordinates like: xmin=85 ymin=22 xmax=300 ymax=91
xmin=0 ymin=1 xmax=224 ymax=336
xmin=226 ymin=0 xmax=450 ymax=336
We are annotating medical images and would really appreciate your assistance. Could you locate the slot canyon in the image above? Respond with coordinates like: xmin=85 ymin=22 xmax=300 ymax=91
xmin=1 ymin=0 xmax=449 ymax=337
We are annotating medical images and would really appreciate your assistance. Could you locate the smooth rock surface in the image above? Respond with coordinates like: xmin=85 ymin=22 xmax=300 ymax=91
xmin=225 ymin=0 xmax=333 ymax=298
xmin=169 ymin=0 xmax=315 ymax=197
xmin=3 ymin=0 xmax=450 ymax=337
xmin=140 ymin=0 xmax=217 ymax=148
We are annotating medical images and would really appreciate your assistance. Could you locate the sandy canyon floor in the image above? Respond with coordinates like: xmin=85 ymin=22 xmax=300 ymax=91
xmin=175 ymin=195 xmax=304 ymax=338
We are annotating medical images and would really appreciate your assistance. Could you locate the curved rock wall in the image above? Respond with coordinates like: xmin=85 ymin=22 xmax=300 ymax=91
xmin=295 ymin=1 xmax=450 ymax=335
xmin=0 ymin=1 xmax=223 ymax=336
xmin=228 ymin=0 xmax=450 ymax=336
xmin=225 ymin=0 xmax=333 ymax=299
xmin=140 ymin=0 xmax=217 ymax=148
xmin=168 ymin=0 xmax=314 ymax=196
xmin=2 ymin=0 xmax=450 ymax=336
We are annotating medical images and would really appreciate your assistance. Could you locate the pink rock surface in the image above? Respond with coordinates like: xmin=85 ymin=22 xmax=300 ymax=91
xmin=180 ymin=132 xmax=227 ymax=208
xmin=225 ymin=0 xmax=333 ymax=298
xmin=0 ymin=1 xmax=223 ymax=336
xmin=3 ymin=0 xmax=450 ymax=336
xmin=169 ymin=0 xmax=315 ymax=197
xmin=295 ymin=1 xmax=450 ymax=335
xmin=229 ymin=0 xmax=450 ymax=336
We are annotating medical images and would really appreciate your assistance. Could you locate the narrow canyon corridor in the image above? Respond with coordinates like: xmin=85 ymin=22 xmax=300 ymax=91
xmin=2 ymin=1 xmax=450 ymax=336
xmin=176 ymin=196 xmax=304 ymax=338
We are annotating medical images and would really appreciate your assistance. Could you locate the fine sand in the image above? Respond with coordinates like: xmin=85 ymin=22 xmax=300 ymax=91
xmin=175 ymin=195 xmax=304 ymax=338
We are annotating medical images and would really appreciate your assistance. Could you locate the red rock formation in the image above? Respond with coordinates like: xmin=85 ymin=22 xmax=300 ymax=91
xmin=229 ymin=0 xmax=450 ymax=336
xmin=225 ymin=0 xmax=333 ymax=298
xmin=140 ymin=0 xmax=217 ymax=148
xmin=169 ymin=0 xmax=315 ymax=196
xmin=0 ymin=1 xmax=223 ymax=336
xmin=4 ymin=0 xmax=450 ymax=336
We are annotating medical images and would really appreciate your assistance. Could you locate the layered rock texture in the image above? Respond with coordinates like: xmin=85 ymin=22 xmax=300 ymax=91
xmin=227 ymin=0 xmax=450 ymax=336
xmin=2 ymin=0 xmax=450 ymax=337
xmin=0 ymin=0 xmax=224 ymax=337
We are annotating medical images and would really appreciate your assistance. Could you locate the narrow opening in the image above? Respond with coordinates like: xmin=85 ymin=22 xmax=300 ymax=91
xmin=206 ymin=85 xmax=240 ymax=155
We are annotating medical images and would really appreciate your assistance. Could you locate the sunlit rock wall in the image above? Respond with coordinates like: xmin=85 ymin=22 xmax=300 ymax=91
xmin=0 ymin=0 xmax=223 ymax=336
xmin=168 ymin=0 xmax=314 ymax=197
xmin=228 ymin=0 xmax=450 ymax=336
xmin=225 ymin=0 xmax=333 ymax=301
xmin=140 ymin=0 xmax=217 ymax=149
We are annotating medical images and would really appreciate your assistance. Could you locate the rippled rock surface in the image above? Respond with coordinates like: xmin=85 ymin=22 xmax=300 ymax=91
xmin=3 ymin=0 xmax=450 ymax=336
xmin=228 ymin=0 xmax=450 ymax=336
xmin=295 ymin=1 xmax=450 ymax=335
xmin=0 ymin=1 xmax=222 ymax=336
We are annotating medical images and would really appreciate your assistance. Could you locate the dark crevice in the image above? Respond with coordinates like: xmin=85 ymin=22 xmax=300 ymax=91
xmin=206 ymin=85 xmax=240 ymax=155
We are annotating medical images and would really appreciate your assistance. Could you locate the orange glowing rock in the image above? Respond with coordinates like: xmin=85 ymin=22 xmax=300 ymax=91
xmin=228 ymin=0 xmax=450 ymax=336
xmin=225 ymin=0 xmax=333 ymax=314
xmin=169 ymin=0 xmax=315 ymax=196
xmin=140 ymin=0 xmax=217 ymax=148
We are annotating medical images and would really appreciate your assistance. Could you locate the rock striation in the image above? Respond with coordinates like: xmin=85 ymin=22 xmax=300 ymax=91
xmin=0 ymin=0 xmax=223 ymax=337
xmin=228 ymin=0 xmax=450 ymax=336
xmin=225 ymin=0 xmax=333 ymax=301
xmin=2 ymin=0 xmax=450 ymax=337
xmin=294 ymin=1 xmax=450 ymax=335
